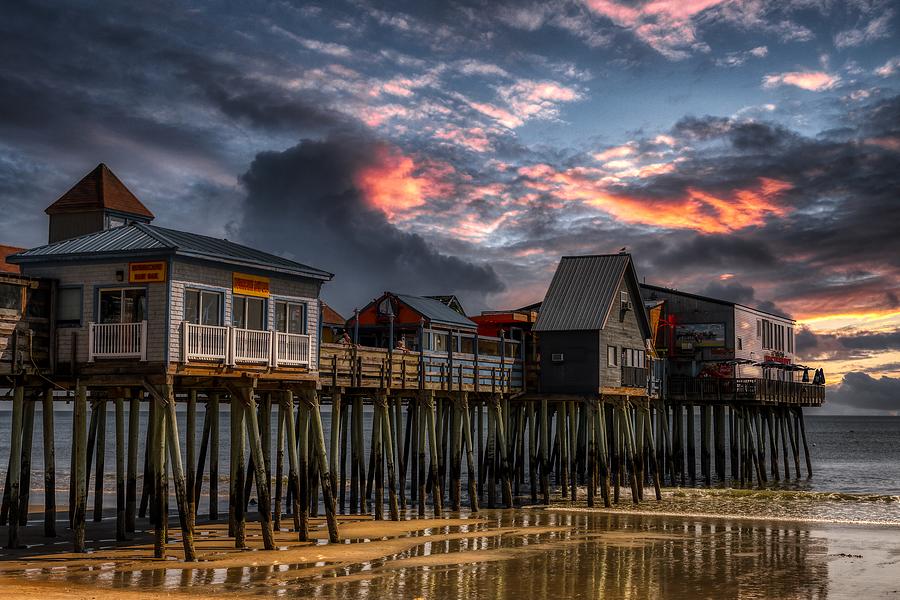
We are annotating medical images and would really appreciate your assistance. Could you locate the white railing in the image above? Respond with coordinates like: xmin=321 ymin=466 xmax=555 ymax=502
xmin=88 ymin=321 xmax=147 ymax=361
xmin=182 ymin=322 xmax=229 ymax=362
xmin=274 ymin=332 xmax=311 ymax=367
xmin=231 ymin=327 xmax=272 ymax=364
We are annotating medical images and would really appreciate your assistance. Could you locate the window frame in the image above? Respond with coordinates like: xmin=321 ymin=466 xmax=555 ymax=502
xmin=96 ymin=286 xmax=148 ymax=324
xmin=57 ymin=285 xmax=83 ymax=327
xmin=184 ymin=287 xmax=224 ymax=327
xmin=607 ymin=345 xmax=618 ymax=367
xmin=232 ymin=294 xmax=267 ymax=331
xmin=274 ymin=299 xmax=307 ymax=335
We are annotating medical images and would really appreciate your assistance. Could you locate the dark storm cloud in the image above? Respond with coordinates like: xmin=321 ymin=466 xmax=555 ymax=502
xmin=238 ymin=133 xmax=504 ymax=314
xmin=793 ymin=327 xmax=900 ymax=361
xmin=697 ymin=280 xmax=788 ymax=317
xmin=828 ymin=372 xmax=900 ymax=413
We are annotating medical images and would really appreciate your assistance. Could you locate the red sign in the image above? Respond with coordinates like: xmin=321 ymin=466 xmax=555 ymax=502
xmin=765 ymin=354 xmax=791 ymax=365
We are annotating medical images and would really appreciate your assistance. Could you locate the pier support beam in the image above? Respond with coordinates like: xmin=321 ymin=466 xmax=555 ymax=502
xmin=42 ymin=387 xmax=57 ymax=537
xmin=304 ymin=390 xmax=341 ymax=542
xmin=6 ymin=383 xmax=24 ymax=549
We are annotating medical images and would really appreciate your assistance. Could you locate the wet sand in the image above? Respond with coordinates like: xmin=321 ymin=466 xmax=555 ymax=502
xmin=2 ymin=502 xmax=900 ymax=599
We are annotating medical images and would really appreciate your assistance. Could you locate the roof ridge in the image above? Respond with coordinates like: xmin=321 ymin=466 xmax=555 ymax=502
xmin=138 ymin=222 xmax=179 ymax=248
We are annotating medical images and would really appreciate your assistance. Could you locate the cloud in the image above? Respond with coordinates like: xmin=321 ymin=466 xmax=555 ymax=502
xmin=827 ymin=372 xmax=900 ymax=414
xmin=762 ymin=70 xmax=840 ymax=91
xmin=875 ymin=56 xmax=900 ymax=77
xmin=583 ymin=0 xmax=724 ymax=59
xmin=834 ymin=9 xmax=893 ymax=48
xmin=715 ymin=45 xmax=768 ymax=67
xmin=237 ymin=134 xmax=504 ymax=314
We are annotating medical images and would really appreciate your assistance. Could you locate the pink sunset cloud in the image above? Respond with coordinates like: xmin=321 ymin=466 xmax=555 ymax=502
xmin=762 ymin=70 xmax=840 ymax=92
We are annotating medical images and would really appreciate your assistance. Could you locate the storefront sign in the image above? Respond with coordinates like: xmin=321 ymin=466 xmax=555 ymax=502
xmin=233 ymin=272 xmax=270 ymax=298
xmin=128 ymin=261 xmax=166 ymax=283
xmin=765 ymin=354 xmax=791 ymax=365
xmin=675 ymin=322 xmax=726 ymax=348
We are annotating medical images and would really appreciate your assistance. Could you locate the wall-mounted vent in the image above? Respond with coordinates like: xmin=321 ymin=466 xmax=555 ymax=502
xmin=551 ymin=353 xmax=564 ymax=363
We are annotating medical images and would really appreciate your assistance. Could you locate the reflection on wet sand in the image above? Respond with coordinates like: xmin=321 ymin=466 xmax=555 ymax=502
xmin=0 ymin=510 xmax=860 ymax=598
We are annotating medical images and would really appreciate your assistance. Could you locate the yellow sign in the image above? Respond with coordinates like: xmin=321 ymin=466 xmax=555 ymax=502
xmin=129 ymin=261 xmax=166 ymax=283
xmin=233 ymin=272 xmax=270 ymax=298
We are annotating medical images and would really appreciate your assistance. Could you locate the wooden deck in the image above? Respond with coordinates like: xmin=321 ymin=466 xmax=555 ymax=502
xmin=667 ymin=376 xmax=825 ymax=406
xmin=319 ymin=343 xmax=523 ymax=395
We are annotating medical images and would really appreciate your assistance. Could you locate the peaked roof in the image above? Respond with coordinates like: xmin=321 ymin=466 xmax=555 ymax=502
xmin=45 ymin=163 xmax=154 ymax=219
xmin=395 ymin=294 xmax=478 ymax=329
xmin=321 ymin=301 xmax=346 ymax=325
xmin=0 ymin=245 xmax=24 ymax=274
xmin=425 ymin=294 xmax=467 ymax=316
xmin=534 ymin=254 xmax=651 ymax=337
xmin=8 ymin=223 xmax=332 ymax=280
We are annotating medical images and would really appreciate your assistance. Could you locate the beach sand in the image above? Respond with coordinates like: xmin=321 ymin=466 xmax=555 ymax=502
xmin=2 ymin=506 xmax=899 ymax=598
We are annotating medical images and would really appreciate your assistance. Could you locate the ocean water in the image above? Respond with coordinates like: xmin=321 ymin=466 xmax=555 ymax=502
xmin=0 ymin=406 xmax=897 ymax=522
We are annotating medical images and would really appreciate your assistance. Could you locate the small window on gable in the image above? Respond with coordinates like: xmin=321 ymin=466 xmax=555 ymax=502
xmin=737 ymin=337 xmax=743 ymax=350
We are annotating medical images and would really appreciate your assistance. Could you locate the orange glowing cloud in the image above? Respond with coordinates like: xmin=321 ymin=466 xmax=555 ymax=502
xmin=354 ymin=146 xmax=455 ymax=219
xmin=762 ymin=70 xmax=839 ymax=92
xmin=519 ymin=163 xmax=792 ymax=233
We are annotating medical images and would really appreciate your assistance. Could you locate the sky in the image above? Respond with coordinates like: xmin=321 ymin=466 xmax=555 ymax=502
xmin=0 ymin=0 xmax=899 ymax=413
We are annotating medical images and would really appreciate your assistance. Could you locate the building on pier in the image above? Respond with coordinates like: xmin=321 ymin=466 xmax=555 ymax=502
xmin=7 ymin=163 xmax=332 ymax=384
xmin=533 ymin=254 xmax=654 ymax=398
xmin=640 ymin=283 xmax=824 ymax=406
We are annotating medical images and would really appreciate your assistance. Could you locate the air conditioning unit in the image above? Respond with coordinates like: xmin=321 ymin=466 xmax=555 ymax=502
xmin=551 ymin=353 xmax=564 ymax=363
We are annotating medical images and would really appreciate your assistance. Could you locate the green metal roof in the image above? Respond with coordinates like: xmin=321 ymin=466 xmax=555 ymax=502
xmin=8 ymin=223 xmax=333 ymax=281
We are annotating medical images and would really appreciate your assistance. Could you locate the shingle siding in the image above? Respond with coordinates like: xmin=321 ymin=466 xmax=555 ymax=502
xmin=21 ymin=260 xmax=168 ymax=363
xmin=170 ymin=259 xmax=322 ymax=370
xmin=599 ymin=277 xmax=646 ymax=387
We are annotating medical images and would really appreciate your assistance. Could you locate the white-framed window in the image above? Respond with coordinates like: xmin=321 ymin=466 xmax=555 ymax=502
xmin=57 ymin=286 xmax=82 ymax=326
xmin=98 ymin=287 xmax=146 ymax=323
xmin=275 ymin=300 xmax=306 ymax=334
xmin=185 ymin=289 xmax=223 ymax=326
xmin=232 ymin=295 xmax=265 ymax=330
xmin=607 ymin=345 xmax=617 ymax=367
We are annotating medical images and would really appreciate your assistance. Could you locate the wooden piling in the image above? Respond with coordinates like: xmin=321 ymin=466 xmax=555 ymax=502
xmin=416 ymin=396 xmax=427 ymax=516
xmin=209 ymin=393 xmax=220 ymax=520
xmin=380 ymin=396 xmax=400 ymax=520
xmin=460 ymin=394 xmax=479 ymax=512
xmin=241 ymin=388 xmax=276 ymax=550
xmin=115 ymin=396 xmax=126 ymax=541
xmin=450 ymin=396 xmax=462 ymax=511
xmin=306 ymin=390 xmax=341 ymax=542
xmin=372 ymin=398 xmax=384 ymax=521
xmin=795 ymin=407 xmax=812 ymax=477
xmin=700 ymin=405 xmax=711 ymax=486
xmin=42 ymin=387 xmax=57 ymax=537
xmin=151 ymin=391 xmax=167 ymax=558
xmin=159 ymin=384 xmax=197 ymax=561
xmin=714 ymin=405 xmax=725 ymax=481
xmin=685 ymin=404 xmax=696 ymax=484
xmin=274 ymin=399 xmax=285 ymax=530
xmin=194 ymin=397 xmax=211 ymax=518
xmin=282 ymin=392 xmax=304 ymax=539
xmin=540 ymin=398 xmax=550 ymax=505
xmin=424 ymin=391 xmax=443 ymax=515
xmin=186 ymin=390 xmax=196 ymax=530
xmin=126 ymin=392 xmax=139 ymax=533
xmin=92 ymin=399 xmax=106 ymax=522
xmin=297 ymin=398 xmax=310 ymax=536
xmin=73 ymin=384 xmax=88 ymax=553
xmin=230 ymin=395 xmax=246 ymax=548
xmin=6 ymin=383 xmax=25 ymax=549
xmin=19 ymin=395 xmax=36 ymax=527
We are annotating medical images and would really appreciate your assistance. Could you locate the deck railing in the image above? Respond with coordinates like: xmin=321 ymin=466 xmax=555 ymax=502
xmin=88 ymin=321 xmax=147 ymax=361
xmin=667 ymin=376 xmax=825 ymax=406
xmin=182 ymin=322 xmax=229 ymax=362
xmin=274 ymin=332 xmax=311 ymax=367
xmin=231 ymin=328 xmax=272 ymax=364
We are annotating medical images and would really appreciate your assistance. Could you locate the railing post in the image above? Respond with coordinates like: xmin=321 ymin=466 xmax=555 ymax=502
xmin=139 ymin=321 xmax=147 ymax=361
xmin=227 ymin=327 xmax=235 ymax=366
xmin=181 ymin=321 xmax=188 ymax=364
xmin=271 ymin=330 xmax=278 ymax=368
xmin=88 ymin=322 xmax=95 ymax=363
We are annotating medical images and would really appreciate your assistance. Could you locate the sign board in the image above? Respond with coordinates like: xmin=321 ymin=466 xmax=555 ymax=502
xmin=675 ymin=322 xmax=726 ymax=348
xmin=128 ymin=261 xmax=166 ymax=283
xmin=765 ymin=354 xmax=792 ymax=365
xmin=233 ymin=272 xmax=270 ymax=298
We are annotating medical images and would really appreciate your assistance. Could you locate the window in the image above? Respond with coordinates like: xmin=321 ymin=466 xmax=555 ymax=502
xmin=432 ymin=332 xmax=449 ymax=352
xmin=99 ymin=288 xmax=146 ymax=323
xmin=637 ymin=349 xmax=645 ymax=366
xmin=460 ymin=336 xmax=475 ymax=355
xmin=57 ymin=287 xmax=82 ymax=326
xmin=185 ymin=289 xmax=223 ymax=326
xmin=607 ymin=345 xmax=617 ymax=367
xmin=232 ymin=295 xmax=265 ymax=330
xmin=0 ymin=283 xmax=23 ymax=312
xmin=788 ymin=328 xmax=793 ymax=353
xmin=275 ymin=300 xmax=306 ymax=334
xmin=737 ymin=337 xmax=743 ymax=350
xmin=757 ymin=319 xmax=761 ymax=338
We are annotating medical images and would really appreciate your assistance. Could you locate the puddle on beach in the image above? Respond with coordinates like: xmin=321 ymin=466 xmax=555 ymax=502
xmin=2 ymin=496 xmax=899 ymax=599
